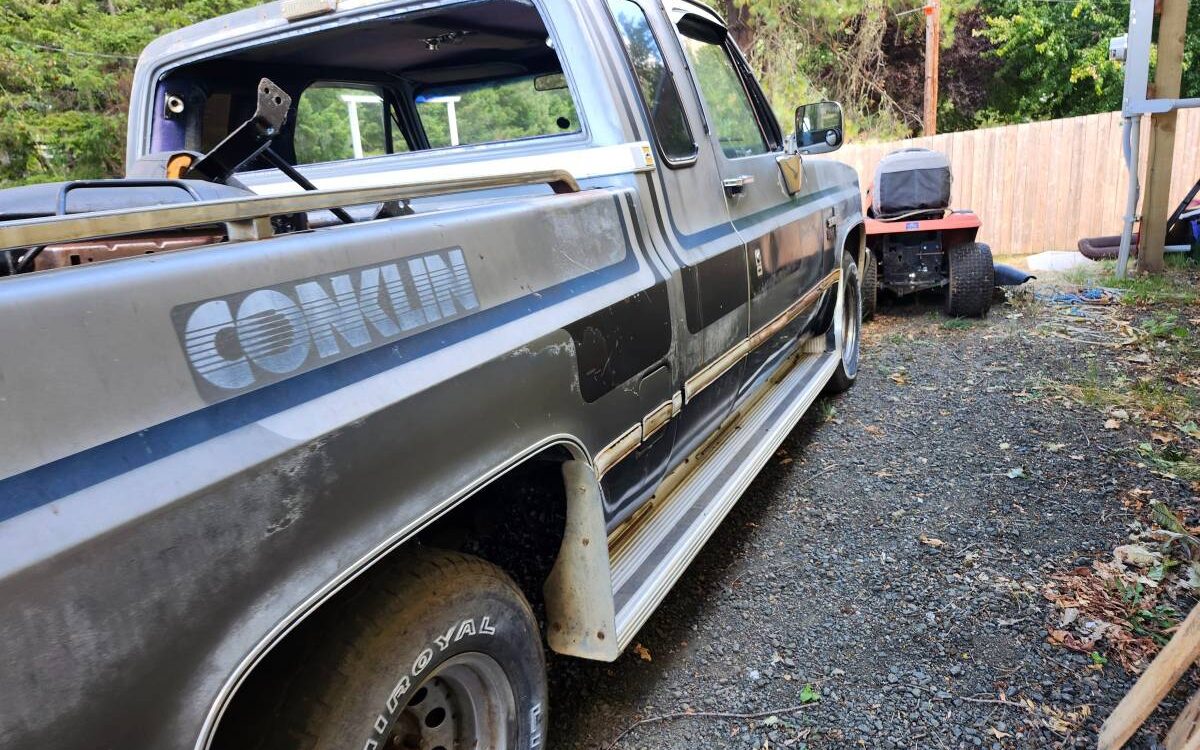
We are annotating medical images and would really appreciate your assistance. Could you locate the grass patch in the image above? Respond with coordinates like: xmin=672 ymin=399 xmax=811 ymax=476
xmin=1058 ymin=260 xmax=1199 ymax=306
xmin=1063 ymin=260 xmax=1199 ymax=306
xmin=942 ymin=318 xmax=972 ymax=331
xmin=1041 ymin=371 xmax=1197 ymax=425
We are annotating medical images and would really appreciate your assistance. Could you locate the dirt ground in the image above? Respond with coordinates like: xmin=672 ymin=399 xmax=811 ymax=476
xmin=548 ymin=264 xmax=1200 ymax=749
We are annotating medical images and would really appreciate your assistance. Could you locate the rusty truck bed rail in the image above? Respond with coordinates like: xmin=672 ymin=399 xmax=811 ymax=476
xmin=0 ymin=169 xmax=581 ymax=255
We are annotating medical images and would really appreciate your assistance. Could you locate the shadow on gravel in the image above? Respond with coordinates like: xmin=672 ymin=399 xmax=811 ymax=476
xmin=551 ymin=276 xmax=1200 ymax=749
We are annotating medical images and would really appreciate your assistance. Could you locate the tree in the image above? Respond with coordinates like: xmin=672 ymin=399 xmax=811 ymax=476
xmin=975 ymin=0 xmax=1200 ymax=125
xmin=0 ymin=0 xmax=258 ymax=187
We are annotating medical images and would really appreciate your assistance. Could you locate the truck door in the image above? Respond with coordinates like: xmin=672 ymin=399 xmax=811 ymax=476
xmin=671 ymin=6 xmax=835 ymax=395
xmin=602 ymin=0 xmax=750 ymax=530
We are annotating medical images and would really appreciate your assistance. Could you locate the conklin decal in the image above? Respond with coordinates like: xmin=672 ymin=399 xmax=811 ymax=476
xmin=174 ymin=247 xmax=480 ymax=399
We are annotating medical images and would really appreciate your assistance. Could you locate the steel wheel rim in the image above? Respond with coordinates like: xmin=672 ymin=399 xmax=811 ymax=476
xmin=841 ymin=265 xmax=861 ymax=377
xmin=388 ymin=652 xmax=516 ymax=750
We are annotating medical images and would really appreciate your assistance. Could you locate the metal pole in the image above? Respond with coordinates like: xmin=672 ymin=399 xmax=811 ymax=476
xmin=1116 ymin=114 xmax=1142 ymax=278
xmin=346 ymin=100 xmax=363 ymax=159
xmin=446 ymin=100 xmax=459 ymax=147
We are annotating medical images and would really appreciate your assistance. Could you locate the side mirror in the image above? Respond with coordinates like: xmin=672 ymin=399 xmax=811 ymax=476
xmin=795 ymin=101 xmax=844 ymax=155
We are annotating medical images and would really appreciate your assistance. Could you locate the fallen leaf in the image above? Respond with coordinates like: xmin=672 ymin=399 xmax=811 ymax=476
xmin=919 ymin=534 xmax=944 ymax=548
xmin=1152 ymin=431 xmax=1179 ymax=445
xmin=864 ymin=424 xmax=885 ymax=436
xmin=1043 ymin=442 xmax=1066 ymax=452
xmin=889 ymin=371 xmax=909 ymax=385
xmin=1110 ymin=408 xmax=1130 ymax=420
xmin=1114 ymin=544 xmax=1161 ymax=568
xmin=632 ymin=643 xmax=652 ymax=662
xmin=988 ymin=727 xmax=1012 ymax=739
xmin=1104 ymin=418 xmax=1122 ymax=430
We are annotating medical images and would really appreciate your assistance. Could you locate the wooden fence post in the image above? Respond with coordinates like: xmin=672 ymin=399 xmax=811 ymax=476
xmin=1138 ymin=0 xmax=1189 ymax=273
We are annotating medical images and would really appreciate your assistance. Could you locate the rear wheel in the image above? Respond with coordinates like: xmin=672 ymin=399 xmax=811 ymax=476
xmin=945 ymin=242 xmax=994 ymax=318
xmin=824 ymin=253 xmax=861 ymax=394
xmin=861 ymin=251 xmax=878 ymax=321
xmin=256 ymin=549 xmax=547 ymax=750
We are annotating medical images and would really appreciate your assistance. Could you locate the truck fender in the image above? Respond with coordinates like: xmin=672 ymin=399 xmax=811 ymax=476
xmin=544 ymin=460 xmax=620 ymax=661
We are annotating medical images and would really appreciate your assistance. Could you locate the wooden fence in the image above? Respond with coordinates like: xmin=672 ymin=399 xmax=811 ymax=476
xmin=826 ymin=110 xmax=1200 ymax=255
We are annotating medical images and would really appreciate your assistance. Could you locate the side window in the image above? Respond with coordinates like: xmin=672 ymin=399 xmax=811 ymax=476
xmin=294 ymin=84 xmax=406 ymax=164
xmin=607 ymin=0 xmax=697 ymax=164
xmin=676 ymin=31 xmax=767 ymax=159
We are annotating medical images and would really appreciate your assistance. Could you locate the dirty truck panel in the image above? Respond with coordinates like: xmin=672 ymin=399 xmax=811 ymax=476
xmin=0 ymin=0 xmax=864 ymax=747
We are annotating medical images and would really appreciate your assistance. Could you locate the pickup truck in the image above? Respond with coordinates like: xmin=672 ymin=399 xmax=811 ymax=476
xmin=0 ymin=1 xmax=864 ymax=748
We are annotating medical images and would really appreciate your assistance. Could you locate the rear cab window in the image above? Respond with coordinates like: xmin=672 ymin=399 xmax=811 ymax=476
xmin=417 ymin=75 xmax=579 ymax=149
xmin=295 ymin=84 xmax=406 ymax=164
xmin=162 ymin=0 xmax=584 ymax=174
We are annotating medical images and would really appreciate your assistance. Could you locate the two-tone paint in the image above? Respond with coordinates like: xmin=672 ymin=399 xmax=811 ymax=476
xmin=0 ymin=1 xmax=863 ymax=748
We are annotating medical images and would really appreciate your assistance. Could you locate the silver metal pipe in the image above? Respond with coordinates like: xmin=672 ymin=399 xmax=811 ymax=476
xmin=0 ymin=169 xmax=582 ymax=254
xmin=1116 ymin=114 xmax=1141 ymax=278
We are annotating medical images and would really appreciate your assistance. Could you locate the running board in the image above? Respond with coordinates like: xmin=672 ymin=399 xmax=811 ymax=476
xmin=609 ymin=350 xmax=841 ymax=648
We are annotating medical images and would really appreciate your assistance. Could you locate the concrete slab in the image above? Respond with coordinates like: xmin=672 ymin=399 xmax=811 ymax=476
xmin=1025 ymin=251 xmax=1097 ymax=272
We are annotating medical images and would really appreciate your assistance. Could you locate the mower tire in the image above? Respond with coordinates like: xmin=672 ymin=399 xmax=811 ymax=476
xmin=861 ymin=251 xmax=878 ymax=321
xmin=945 ymin=242 xmax=994 ymax=318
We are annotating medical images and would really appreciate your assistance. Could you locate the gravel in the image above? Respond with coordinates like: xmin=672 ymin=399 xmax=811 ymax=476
xmin=547 ymin=287 xmax=1198 ymax=749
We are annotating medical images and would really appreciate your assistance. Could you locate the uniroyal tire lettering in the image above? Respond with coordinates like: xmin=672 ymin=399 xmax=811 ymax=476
xmin=530 ymin=702 xmax=544 ymax=749
xmin=381 ymin=616 xmax=500 ymax=724
xmin=386 ymin=676 xmax=411 ymax=713
xmin=411 ymin=647 xmax=434 ymax=675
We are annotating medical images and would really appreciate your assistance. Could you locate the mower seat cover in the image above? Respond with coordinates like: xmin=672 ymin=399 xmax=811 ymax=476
xmin=872 ymin=148 xmax=952 ymax=219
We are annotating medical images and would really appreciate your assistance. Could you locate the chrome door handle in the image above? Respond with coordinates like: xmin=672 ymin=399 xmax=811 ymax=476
xmin=722 ymin=175 xmax=754 ymax=196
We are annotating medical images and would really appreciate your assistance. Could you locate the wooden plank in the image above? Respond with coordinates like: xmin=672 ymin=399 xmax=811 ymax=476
xmin=996 ymin=125 xmax=1013 ymax=253
xmin=1098 ymin=603 xmax=1200 ymax=749
xmin=1165 ymin=686 xmax=1200 ymax=750
xmin=1140 ymin=0 xmax=1189 ymax=273
xmin=1050 ymin=116 xmax=1070 ymax=249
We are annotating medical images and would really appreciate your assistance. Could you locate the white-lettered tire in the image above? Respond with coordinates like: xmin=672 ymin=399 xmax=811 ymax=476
xmin=261 ymin=549 xmax=547 ymax=750
xmin=824 ymin=253 xmax=861 ymax=394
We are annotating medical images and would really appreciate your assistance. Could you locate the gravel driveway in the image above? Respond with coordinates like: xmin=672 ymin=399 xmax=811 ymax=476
xmin=548 ymin=282 xmax=1200 ymax=749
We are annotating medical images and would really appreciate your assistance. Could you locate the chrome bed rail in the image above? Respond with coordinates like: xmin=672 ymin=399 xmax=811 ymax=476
xmin=0 ymin=169 xmax=581 ymax=254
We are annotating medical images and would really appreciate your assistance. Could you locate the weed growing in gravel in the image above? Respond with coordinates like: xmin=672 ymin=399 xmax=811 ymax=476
xmin=1137 ymin=442 xmax=1200 ymax=481
xmin=942 ymin=318 xmax=972 ymax=331
xmin=1142 ymin=312 xmax=1191 ymax=342
xmin=817 ymin=400 xmax=838 ymax=423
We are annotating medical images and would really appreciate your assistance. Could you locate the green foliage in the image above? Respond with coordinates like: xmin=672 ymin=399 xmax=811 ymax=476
xmin=975 ymin=0 xmax=1200 ymax=125
xmin=0 ymin=0 xmax=259 ymax=186
xmin=4 ymin=0 xmax=1200 ymax=183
